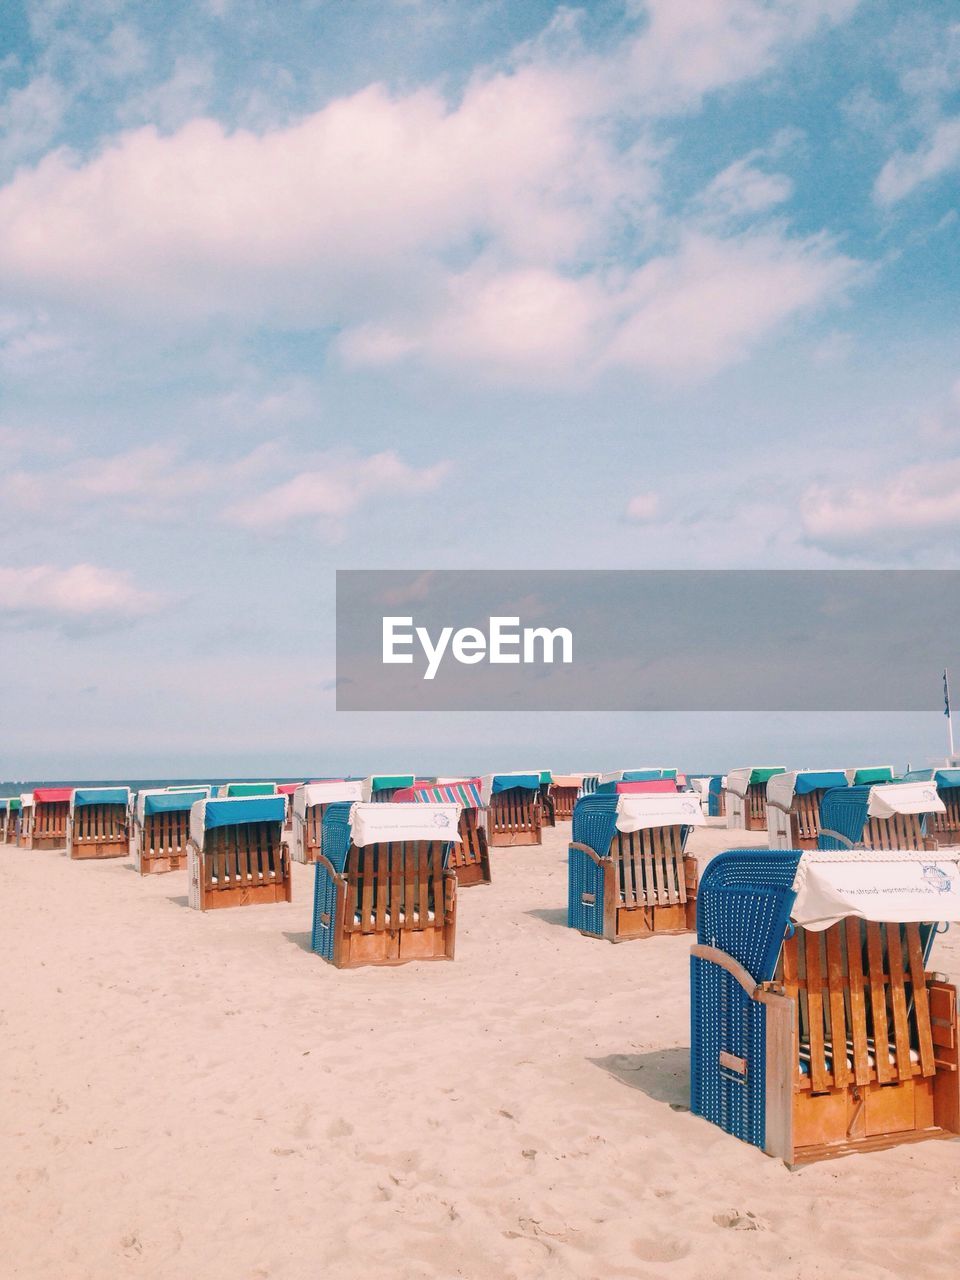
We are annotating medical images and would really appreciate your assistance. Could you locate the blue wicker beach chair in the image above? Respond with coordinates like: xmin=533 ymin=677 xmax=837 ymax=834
xmin=766 ymin=770 xmax=848 ymax=850
xmin=568 ymin=791 xmax=703 ymax=941
xmin=481 ymin=774 xmax=543 ymax=846
xmin=67 ymin=787 xmax=131 ymax=859
xmin=311 ymin=801 xmax=458 ymax=967
xmin=133 ymin=787 xmax=211 ymax=874
xmin=691 ymin=847 xmax=960 ymax=1163
xmin=818 ymin=782 xmax=943 ymax=852
xmin=186 ymin=794 xmax=290 ymax=910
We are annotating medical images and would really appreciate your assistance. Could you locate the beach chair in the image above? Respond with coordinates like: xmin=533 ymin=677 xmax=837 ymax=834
xmin=24 ymin=787 xmax=72 ymax=849
xmin=550 ymin=775 xmax=585 ymax=822
xmin=0 ymin=799 xmax=9 ymax=843
xmin=568 ymin=791 xmax=704 ymax=941
xmin=275 ymin=782 xmax=300 ymax=831
xmin=2 ymin=797 xmax=21 ymax=843
xmin=361 ymin=775 xmax=416 ymax=804
xmin=14 ymin=793 xmax=34 ymax=847
xmin=904 ymin=769 xmax=960 ymax=846
xmin=691 ymin=847 xmax=960 ymax=1163
xmin=133 ymin=788 xmax=210 ymax=874
xmin=310 ymin=802 xmax=458 ymax=967
xmin=725 ymin=767 xmax=786 ymax=830
xmin=394 ymin=778 xmax=491 ymax=887
xmin=767 ymin=771 xmax=849 ymax=850
xmin=818 ymin=782 xmax=943 ymax=852
xmin=481 ymin=774 xmax=543 ymax=846
xmin=187 ymin=795 xmax=290 ymax=910
xmin=292 ymin=780 xmax=364 ymax=863
xmin=67 ymin=788 xmax=131 ymax=859
xmin=845 ymin=766 xmax=895 ymax=786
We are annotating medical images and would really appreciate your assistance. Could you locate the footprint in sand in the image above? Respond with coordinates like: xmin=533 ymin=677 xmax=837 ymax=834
xmin=713 ymin=1209 xmax=768 ymax=1231
xmin=632 ymin=1237 xmax=691 ymax=1263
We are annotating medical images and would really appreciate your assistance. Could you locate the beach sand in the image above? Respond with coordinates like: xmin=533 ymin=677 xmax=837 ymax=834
xmin=2 ymin=822 xmax=959 ymax=1280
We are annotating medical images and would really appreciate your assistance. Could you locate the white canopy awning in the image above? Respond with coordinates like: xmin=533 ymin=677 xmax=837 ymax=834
xmin=723 ymin=768 xmax=751 ymax=798
xmin=294 ymin=780 xmax=363 ymax=817
xmin=349 ymin=802 xmax=461 ymax=848
xmin=20 ymin=792 xmax=33 ymax=808
xmin=791 ymin=850 xmax=960 ymax=931
xmin=615 ymin=793 xmax=705 ymax=832
xmin=867 ymin=781 xmax=945 ymax=818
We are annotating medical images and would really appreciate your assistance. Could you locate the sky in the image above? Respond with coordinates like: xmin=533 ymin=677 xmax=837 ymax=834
xmin=1 ymin=0 xmax=959 ymax=779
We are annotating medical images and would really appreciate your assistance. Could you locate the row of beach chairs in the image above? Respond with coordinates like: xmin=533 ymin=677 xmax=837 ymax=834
xmin=6 ymin=765 xmax=960 ymax=1166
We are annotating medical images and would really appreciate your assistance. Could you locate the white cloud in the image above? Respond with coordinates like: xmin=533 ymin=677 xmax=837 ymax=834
xmin=625 ymin=491 xmax=660 ymax=522
xmin=0 ymin=563 xmax=161 ymax=626
xmin=874 ymin=117 xmax=960 ymax=205
xmin=224 ymin=450 xmax=451 ymax=530
xmin=117 ymin=56 xmax=216 ymax=132
xmin=801 ymin=459 xmax=960 ymax=556
xmin=0 ymin=74 xmax=67 ymax=172
xmin=697 ymin=157 xmax=794 ymax=220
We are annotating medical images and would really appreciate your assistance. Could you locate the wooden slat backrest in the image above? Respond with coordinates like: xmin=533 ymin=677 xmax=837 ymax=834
xmin=344 ymin=840 xmax=448 ymax=933
xmin=75 ymin=803 xmax=125 ymax=842
xmin=747 ymin=783 xmax=766 ymax=822
xmin=781 ymin=921 xmax=936 ymax=1093
xmin=863 ymin=813 xmax=925 ymax=851
xmin=794 ymin=791 xmax=823 ymax=843
xmin=490 ymin=791 xmax=540 ymax=835
xmin=610 ymin=827 xmax=685 ymax=909
xmin=145 ymin=810 xmax=189 ymax=857
xmin=36 ymin=801 xmax=69 ymax=838
xmin=452 ymin=808 xmax=484 ymax=869
xmin=305 ymin=803 xmax=325 ymax=853
xmin=203 ymin=822 xmax=281 ymax=890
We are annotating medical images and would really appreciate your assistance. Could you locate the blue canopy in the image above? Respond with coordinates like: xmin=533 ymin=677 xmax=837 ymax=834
xmin=493 ymin=774 xmax=540 ymax=793
xmin=622 ymin=768 xmax=677 ymax=781
xmin=202 ymin=796 xmax=285 ymax=829
xmin=936 ymin=769 xmax=960 ymax=790
xmin=74 ymin=787 xmax=129 ymax=807
xmin=793 ymin=770 xmax=848 ymax=795
xmin=144 ymin=789 xmax=208 ymax=816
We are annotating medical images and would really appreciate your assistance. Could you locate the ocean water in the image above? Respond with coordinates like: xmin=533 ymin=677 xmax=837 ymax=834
xmin=0 ymin=776 xmax=316 ymax=794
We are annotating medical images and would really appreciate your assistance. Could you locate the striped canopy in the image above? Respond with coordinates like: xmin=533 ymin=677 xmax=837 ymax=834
xmin=394 ymin=778 xmax=482 ymax=809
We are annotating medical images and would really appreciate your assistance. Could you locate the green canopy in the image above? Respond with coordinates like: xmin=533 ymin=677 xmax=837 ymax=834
xmin=371 ymin=775 xmax=415 ymax=793
xmin=749 ymin=767 xmax=786 ymax=784
xmin=852 ymin=766 xmax=894 ymax=785
xmin=224 ymin=782 xmax=277 ymax=797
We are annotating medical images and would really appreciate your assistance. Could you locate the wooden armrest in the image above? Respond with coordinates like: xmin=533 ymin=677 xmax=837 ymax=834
xmin=569 ymin=840 xmax=605 ymax=866
xmin=312 ymin=851 xmax=343 ymax=881
xmin=690 ymin=944 xmax=760 ymax=999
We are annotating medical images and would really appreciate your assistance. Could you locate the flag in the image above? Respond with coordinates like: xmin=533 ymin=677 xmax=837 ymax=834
xmin=945 ymin=669 xmax=951 ymax=718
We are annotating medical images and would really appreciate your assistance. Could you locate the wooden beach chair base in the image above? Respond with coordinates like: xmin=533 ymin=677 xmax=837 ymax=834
xmin=313 ymin=840 xmax=457 ymax=969
xmin=69 ymin=803 xmax=129 ymax=860
xmin=188 ymin=823 xmax=291 ymax=910
xmin=571 ymin=832 xmax=697 ymax=942
xmin=26 ymin=834 xmax=68 ymax=850
xmin=294 ymin=805 xmax=325 ymax=864
xmin=70 ymin=839 xmax=129 ymax=860
xmin=693 ymin=920 xmax=960 ymax=1164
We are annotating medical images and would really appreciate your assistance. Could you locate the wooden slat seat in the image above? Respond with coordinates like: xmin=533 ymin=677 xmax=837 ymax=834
xmin=746 ymin=782 xmax=767 ymax=830
xmin=571 ymin=825 xmax=697 ymax=941
xmin=552 ymin=785 xmax=579 ymax=822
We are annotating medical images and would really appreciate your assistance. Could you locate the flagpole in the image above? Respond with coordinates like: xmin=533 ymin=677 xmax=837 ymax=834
xmin=946 ymin=669 xmax=956 ymax=761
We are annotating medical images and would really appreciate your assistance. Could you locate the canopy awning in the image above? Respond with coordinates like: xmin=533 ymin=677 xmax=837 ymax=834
xmin=293 ymin=780 xmax=364 ymax=817
xmin=792 ymin=850 xmax=960 ymax=931
xmin=137 ymin=788 xmax=211 ymax=821
xmin=222 ymin=782 xmax=277 ymax=797
xmin=615 ymin=792 xmax=705 ymax=832
xmin=348 ymin=802 xmax=461 ymax=847
xmin=846 ymin=765 xmax=894 ymax=786
xmin=33 ymin=787 xmax=73 ymax=804
xmin=766 ymin=770 xmax=849 ymax=808
xmin=480 ymin=774 xmax=541 ymax=804
xmin=867 ymin=781 xmax=945 ymax=818
xmin=190 ymin=795 xmax=286 ymax=844
xmin=71 ymin=787 xmax=130 ymax=811
xmin=394 ymin=779 xmax=482 ymax=809
xmin=724 ymin=766 xmax=786 ymax=798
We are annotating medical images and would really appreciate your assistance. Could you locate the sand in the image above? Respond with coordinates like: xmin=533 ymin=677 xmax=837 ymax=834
xmin=2 ymin=822 xmax=959 ymax=1280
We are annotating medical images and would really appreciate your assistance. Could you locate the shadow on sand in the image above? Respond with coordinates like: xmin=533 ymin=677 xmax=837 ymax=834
xmin=167 ymin=895 xmax=190 ymax=909
xmin=283 ymin=930 xmax=314 ymax=954
xmin=589 ymin=1047 xmax=690 ymax=1110
xmin=524 ymin=907 xmax=568 ymax=929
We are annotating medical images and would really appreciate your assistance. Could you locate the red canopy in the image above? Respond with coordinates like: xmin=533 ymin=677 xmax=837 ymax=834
xmin=33 ymin=787 xmax=73 ymax=804
xmin=615 ymin=780 xmax=678 ymax=794
xmin=276 ymin=783 xmax=301 ymax=796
